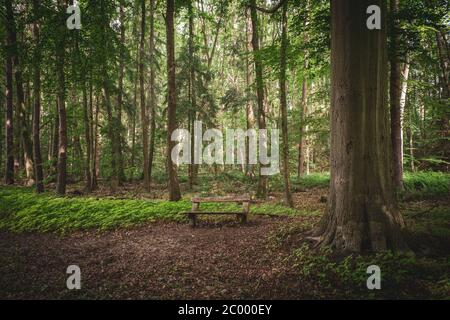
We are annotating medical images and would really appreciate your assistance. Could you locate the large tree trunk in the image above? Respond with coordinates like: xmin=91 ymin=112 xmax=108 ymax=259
xmin=148 ymin=0 xmax=157 ymax=187
xmin=249 ymin=0 xmax=267 ymax=198
xmin=166 ymin=0 xmax=181 ymax=201
xmin=279 ymin=2 xmax=293 ymax=207
xmin=56 ymin=0 xmax=67 ymax=195
xmin=4 ymin=28 xmax=14 ymax=185
xmin=140 ymin=0 xmax=150 ymax=191
xmin=313 ymin=0 xmax=408 ymax=253
xmin=32 ymin=0 xmax=44 ymax=193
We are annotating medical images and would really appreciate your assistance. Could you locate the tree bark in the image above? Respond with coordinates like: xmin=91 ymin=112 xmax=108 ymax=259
xmin=4 ymin=28 xmax=14 ymax=185
xmin=313 ymin=0 xmax=408 ymax=253
xmin=148 ymin=0 xmax=157 ymax=187
xmin=116 ymin=0 xmax=126 ymax=184
xmin=32 ymin=0 xmax=44 ymax=193
xmin=279 ymin=2 xmax=294 ymax=207
xmin=298 ymin=80 xmax=308 ymax=179
xmin=249 ymin=0 xmax=267 ymax=199
xmin=166 ymin=0 xmax=182 ymax=201
xmin=5 ymin=0 xmax=34 ymax=184
xmin=389 ymin=0 xmax=403 ymax=190
xmin=140 ymin=0 xmax=150 ymax=191
xmin=188 ymin=1 xmax=197 ymax=189
xmin=56 ymin=0 xmax=67 ymax=195
xmin=245 ymin=9 xmax=255 ymax=177
xmin=82 ymin=82 xmax=92 ymax=192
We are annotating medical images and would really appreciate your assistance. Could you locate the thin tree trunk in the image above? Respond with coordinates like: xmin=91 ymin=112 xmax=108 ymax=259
xmin=249 ymin=0 xmax=267 ymax=199
xmin=188 ymin=1 xmax=197 ymax=189
xmin=279 ymin=2 xmax=293 ymax=207
xmin=245 ymin=8 xmax=255 ymax=177
xmin=5 ymin=0 xmax=34 ymax=184
xmin=389 ymin=0 xmax=403 ymax=190
xmin=140 ymin=0 xmax=150 ymax=191
xmin=117 ymin=0 xmax=126 ymax=184
xmin=148 ymin=0 xmax=157 ymax=187
xmin=32 ymin=0 xmax=44 ymax=193
xmin=92 ymin=95 xmax=100 ymax=190
xmin=166 ymin=0 xmax=181 ymax=201
xmin=51 ymin=100 xmax=59 ymax=180
xmin=82 ymin=83 xmax=92 ymax=192
xmin=56 ymin=0 xmax=67 ymax=195
xmin=4 ymin=32 xmax=14 ymax=185
xmin=103 ymin=78 xmax=118 ymax=191
xmin=313 ymin=0 xmax=408 ymax=253
xmin=298 ymin=80 xmax=308 ymax=179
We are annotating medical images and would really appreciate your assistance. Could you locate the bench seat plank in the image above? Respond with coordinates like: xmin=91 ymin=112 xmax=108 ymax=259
xmin=191 ymin=196 xmax=251 ymax=203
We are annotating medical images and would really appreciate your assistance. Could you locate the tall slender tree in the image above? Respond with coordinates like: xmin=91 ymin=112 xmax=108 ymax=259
xmin=5 ymin=0 xmax=34 ymax=184
xmin=56 ymin=0 xmax=68 ymax=195
xmin=279 ymin=1 xmax=294 ymax=207
xmin=4 ymin=11 xmax=14 ymax=185
xmin=140 ymin=0 xmax=150 ymax=191
xmin=32 ymin=0 xmax=44 ymax=193
xmin=249 ymin=0 xmax=267 ymax=199
xmin=166 ymin=0 xmax=181 ymax=201
xmin=389 ymin=0 xmax=404 ymax=190
xmin=148 ymin=0 xmax=157 ymax=187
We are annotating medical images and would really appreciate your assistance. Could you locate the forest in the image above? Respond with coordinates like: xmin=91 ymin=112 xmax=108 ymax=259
xmin=0 ymin=0 xmax=449 ymax=300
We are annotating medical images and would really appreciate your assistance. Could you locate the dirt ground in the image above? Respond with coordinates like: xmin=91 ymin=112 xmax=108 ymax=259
xmin=0 ymin=214 xmax=318 ymax=300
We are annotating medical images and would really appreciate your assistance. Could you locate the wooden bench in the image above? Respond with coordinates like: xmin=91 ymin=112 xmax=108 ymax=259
xmin=183 ymin=195 xmax=251 ymax=227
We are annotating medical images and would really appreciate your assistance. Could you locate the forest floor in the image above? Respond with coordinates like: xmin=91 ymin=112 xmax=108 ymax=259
xmin=0 ymin=173 xmax=449 ymax=299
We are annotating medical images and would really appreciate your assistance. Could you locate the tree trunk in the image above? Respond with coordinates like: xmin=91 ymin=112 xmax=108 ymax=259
xmin=166 ymin=0 xmax=181 ymax=201
xmin=56 ymin=0 xmax=67 ymax=195
xmin=389 ymin=0 xmax=403 ymax=190
xmin=116 ymin=0 xmax=126 ymax=184
xmin=245 ymin=8 xmax=255 ymax=177
xmin=279 ymin=2 xmax=293 ymax=207
xmin=249 ymin=0 xmax=267 ymax=198
xmin=188 ymin=1 xmax=197 ymax=189
xmin=5 ymin=0 xmax=34 ymax=184
xmin=92 ymin=95 xmax=100 ymax=190
xmin=148 ymin=0 xmax=157 ymax=187
xmin=32 ymin=0 xmax=44 ymax=193
xmin=82 ymin=83 xmax=92 ymax=192
xmin=298 ymin=80 xmax=308 ymax=179
xmin=51 ymin=100 xmax=59 ymax=180
xmin=313 ymin=0 xmax=408 ymax=253
xmin=140 ymin=0 xmax=150 ymax=191
xmin=4 ymin=28 xmax=14 ymax=185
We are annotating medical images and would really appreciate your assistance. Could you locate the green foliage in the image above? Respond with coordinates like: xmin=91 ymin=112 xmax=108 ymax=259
xmin=0 ymin=187 xmax=313 ymax=234
xmin=403 ymin=171 xmax=450 ymax=197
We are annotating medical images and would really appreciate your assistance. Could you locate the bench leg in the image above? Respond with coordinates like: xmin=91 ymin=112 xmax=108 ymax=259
xmin=190 ymin=202 xmax=199 ymax=228
xmin=188 ymin=213 xmax=197 ymax=228
xmin=240 ymin=201 xmax=249 ymax=224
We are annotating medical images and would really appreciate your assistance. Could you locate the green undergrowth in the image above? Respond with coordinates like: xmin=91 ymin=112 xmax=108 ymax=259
xmin=0 ymin=187 xmax=311 ymax=234
xmin=289 ymin=244 xmax=450 ymax=299
xmin=402 ymin=171 xmax=450 ymax=198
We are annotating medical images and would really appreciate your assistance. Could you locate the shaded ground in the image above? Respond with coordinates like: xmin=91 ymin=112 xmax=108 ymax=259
xmin=0 ymin=186 xmax=449 ymax=300
xmin=0 ymin=215 xmax=317 ymax=299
